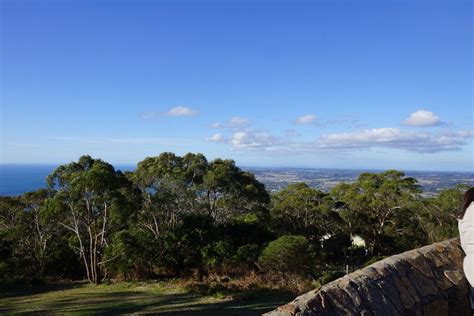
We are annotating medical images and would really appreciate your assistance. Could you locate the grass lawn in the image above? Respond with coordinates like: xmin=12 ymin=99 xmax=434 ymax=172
xmin=0 ymin=281 xmax=294 ymax=315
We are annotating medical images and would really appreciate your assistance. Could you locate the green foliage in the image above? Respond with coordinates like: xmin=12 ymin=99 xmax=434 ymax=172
xmin=259 ymin=235 xmax=314 ymax=276
xmin=106 ymin=228 xmax=160 ymax=279
xmin=418 ymin=185 xmax=466 ymax=243
xmin=160 ymin=214 xmax=215 ymax=276
xmin=0 ymin=152 xmax=469 ymax=287
xmin=202 ymin=240 xmax=232 ymax=269
xmin=202 ymin=158 xmax=270 ymax=222
xmin=318 ymin=271 xmax=345 ymax=286
xmin=47 ymin=155 xmax=138 ymax=283
xmin=364 ymin=255 xmax=387 ymax=267
xmin=271 ymin=183 xmax=340 ymax=239
xmin=332 ymin=170 xmax=422 ymax=255
xmin=233 ymin=244 xmax=261 ymax=268
xmin=0 ymin=229 xmax=16 ymax=280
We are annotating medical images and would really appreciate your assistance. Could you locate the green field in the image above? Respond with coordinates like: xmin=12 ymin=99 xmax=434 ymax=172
xmin=0 ymin=281 xmax=294 ymax=315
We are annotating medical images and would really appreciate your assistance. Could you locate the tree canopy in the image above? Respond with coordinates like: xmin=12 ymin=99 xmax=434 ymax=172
xmin=0 ymin=153 xmax=467 ymax=289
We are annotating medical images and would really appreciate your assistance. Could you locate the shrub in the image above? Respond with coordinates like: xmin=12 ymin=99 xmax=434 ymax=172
xmin=318 ymin=271 xmax=345 ymax=285
xmin=233 ymin=244 xmax=261 ymax=268
xmin=259 ymin=235 xmax=314 ymax=276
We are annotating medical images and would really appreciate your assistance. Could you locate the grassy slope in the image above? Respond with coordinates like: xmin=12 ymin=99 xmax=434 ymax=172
xmin=0 ymin=281 xmax=294 ymax=315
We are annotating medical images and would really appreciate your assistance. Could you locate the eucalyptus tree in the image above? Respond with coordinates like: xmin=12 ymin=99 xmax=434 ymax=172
xmin=133 ymin=153 xmax=269 ymax=229
xmin=132 ymin=152 xmax=208 ymax=238
xmin=0 ymin=196 xmax=24 ymax=230
xmin=417 ymin=185 xmax=467 ymax=243
xmin=20 ymin=189 xmax=57 ymax=275
xmin=332 ymin=170 xmax=421 ymax=255
xmin=201 ymin=158 xmax=270 ymax=222
xmin=0 ymin=190 xmax=57 ymax=277
xmin=47 ymin=155 xmax=136 ymax=283
xmin=270 ymin=183 xmax=341 ymax=240
xmin=0 ymin=196 xmax=26 ymax=278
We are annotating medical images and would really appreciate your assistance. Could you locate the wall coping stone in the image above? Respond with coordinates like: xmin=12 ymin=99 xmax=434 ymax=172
xmin=265 ymin=239 xmax=470 ymax=316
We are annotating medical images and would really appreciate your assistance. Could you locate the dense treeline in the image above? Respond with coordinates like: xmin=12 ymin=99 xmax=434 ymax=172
xmin=0 ymin=153 xmax=466 ymax=290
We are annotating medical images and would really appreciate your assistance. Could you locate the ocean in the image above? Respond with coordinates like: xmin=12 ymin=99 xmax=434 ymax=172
xmin=0 ymin=164 xmax=135 ymax=196
xmin=1 ymin=164 xmax=473 ymax=197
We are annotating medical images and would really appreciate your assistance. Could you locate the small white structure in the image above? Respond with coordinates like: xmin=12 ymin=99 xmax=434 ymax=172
xmin=351 ymin=235 xmax=366 ymax=247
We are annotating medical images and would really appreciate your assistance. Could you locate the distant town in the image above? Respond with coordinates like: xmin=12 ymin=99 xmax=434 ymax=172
xmin=246 ymin=168 xmax=474 ymax=197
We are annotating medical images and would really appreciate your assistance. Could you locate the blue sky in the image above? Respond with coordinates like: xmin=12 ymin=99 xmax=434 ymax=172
xmin=1 ymin=0 xmax=472 ymax=171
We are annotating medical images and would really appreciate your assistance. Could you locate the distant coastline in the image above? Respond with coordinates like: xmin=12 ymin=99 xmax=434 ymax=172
xmin=0 ymin=164 xmax=135 ymax=196
xmin=1 ymin=164 xmax=473 ymax=197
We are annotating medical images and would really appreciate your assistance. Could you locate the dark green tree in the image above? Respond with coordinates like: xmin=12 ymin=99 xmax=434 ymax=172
xmin=201 ymin=159 xmax=270 ymax=222
xmin=417 ymin=185 xmax=466 ymax=243
xmin=47 ymin=155 xmax=137 ymax=283
xmin=259 ymin=235 xmax=314 ymax=276
xmin=132 ymin=153 xmax=208 ymax=238
xmin=332 ymin=170 xmax=421 ymax=255
xmin=270 ymin=183 xmax=341 ymax=240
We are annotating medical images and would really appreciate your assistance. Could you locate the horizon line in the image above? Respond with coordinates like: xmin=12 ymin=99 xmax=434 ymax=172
xmin=0 ymin=162 xmax=472 ymax=174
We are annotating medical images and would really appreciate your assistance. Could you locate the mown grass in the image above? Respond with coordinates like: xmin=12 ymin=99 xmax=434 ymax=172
xmin=0 ymin=280 xmax=294 ymax=315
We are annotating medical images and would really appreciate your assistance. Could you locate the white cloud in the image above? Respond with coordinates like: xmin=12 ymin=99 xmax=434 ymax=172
xmin=211 ymin=116 xmax=250 ymax=128
xmin=229 ymin=116 xmax=249 ymax=126
xmin=166 ymin=106 xmax=199 ymax=117
xmin=317 ymin=128 xmax=469 ymax=153
xmin=211 ymin=122 xmax=223 ymax=128
xmin=295 ymin=114 xmax=317 ymax=125
xmin=208 ymin=127 xmax=472 ymax=154
xmin=207 ymin=133 xmax=225 ymax=142
xmin=230 ymin=129 xmax=279 ymax=149
xmin=403 ymin=110 xmax=441 ymax=127
xmin=141 ymin=106 xmax=199 ymax=119
xmin=318 ymin=127 xmax=467 ymax=153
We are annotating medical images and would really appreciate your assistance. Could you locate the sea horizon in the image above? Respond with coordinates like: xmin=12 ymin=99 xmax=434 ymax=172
xmin=1 ymin=163 xmax=472 ymax=197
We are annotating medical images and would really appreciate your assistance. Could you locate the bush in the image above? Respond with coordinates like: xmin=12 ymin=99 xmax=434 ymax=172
xmin=233 ymin=244 xmax=261 ymax=268
xmin=364 ymin=255 xmax=386 ymax=267
xmin=259 ymin=235 xmax=314 ymax=276
xmin=318 ymin=271 xmax=345 ymax=285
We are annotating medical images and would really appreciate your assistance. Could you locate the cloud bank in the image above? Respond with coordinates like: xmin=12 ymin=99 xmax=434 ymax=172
xmin=208 ymin=127 xmax=473 ymax=154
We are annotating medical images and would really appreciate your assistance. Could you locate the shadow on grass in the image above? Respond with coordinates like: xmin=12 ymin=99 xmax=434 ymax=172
xmin=0 ymin=282 xmax=83 ymax=299
xmin=0 ymin=284 xmax=293 ymax=316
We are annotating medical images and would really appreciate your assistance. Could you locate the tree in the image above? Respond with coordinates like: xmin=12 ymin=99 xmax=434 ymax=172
xmin=47 ymin=155 xmax=136 ymax=283
xmin=417 ymin=185 xmax=466 ymax=243
xmin=270 ymin=183 xmax=341 ymax=240
xmin=201 ymin=159 xmax=270 ymax=222
xmin=132 ymin=153 xmax=208 ymax=239
xmin=105 ymin=228 xmax=160 ymax=279
xmin=332 ymin=170 xmax=421 ymax=255
xmin=161 ymin=214 xmax=215 ymax=280
xmin=0 ymin=196 xmax=24 ymax=231
xmin=0 ymin=195 xmax=42 ymax=279
xmin=19 ymin=189 xmax=57 ymax=275
xmin=259 ymin=235 xmax=314 ymax=276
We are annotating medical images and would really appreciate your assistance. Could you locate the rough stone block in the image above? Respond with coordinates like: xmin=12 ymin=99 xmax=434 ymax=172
xmin=265 ymin=239 xmax=470 ymax=316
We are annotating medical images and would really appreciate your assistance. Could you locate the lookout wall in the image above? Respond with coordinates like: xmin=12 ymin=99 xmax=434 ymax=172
xmin=265 ymin=239 xmax=471 ymax=316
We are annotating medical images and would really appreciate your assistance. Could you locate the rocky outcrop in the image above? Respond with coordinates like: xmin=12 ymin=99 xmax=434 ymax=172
xmin=265 ymin=239 xmax=471 ymax=316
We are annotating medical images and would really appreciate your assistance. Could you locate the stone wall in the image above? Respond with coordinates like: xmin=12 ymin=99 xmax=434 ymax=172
xmin=265 ymin=239 xmax=471 ymax=316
